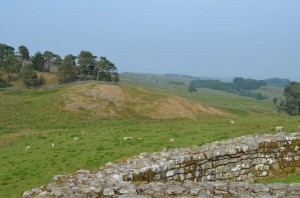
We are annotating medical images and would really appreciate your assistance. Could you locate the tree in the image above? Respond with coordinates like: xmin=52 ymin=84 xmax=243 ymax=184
xmin=233 ymin=77 xmax=266 ymax=90
xmin=77 ymin=51 xmax=96 ymax=81
xmin=31 ymin=51 xmax=45 ymax=71
xmin=0 ymin=44 xmax=14 ymax=67
xmin=43 ymin=51 xmax=54 ymax=72
xmin=94 ymin=56 xmax=119 ymax=82
xmin=283 ymin=82 xmax=300 ymax=115
xmin=53 ymin=54 xmax=62 ymax=66
xmin=18 ymin=45 xmax=30 ymax=60
xmin=22 ymin=63 xmax=44 ymax=87
xmin=57 ymin=54 xmax=77 ymax=83
xmin=255 ymin=92 xmax=268 ymax=100
xmin=272 ymin=97 xmax=278 ymax=105
xmin=3 ymin=54 xmax=18 ymax=82
xmin=188 ymin=83 xmax=197 ymax=93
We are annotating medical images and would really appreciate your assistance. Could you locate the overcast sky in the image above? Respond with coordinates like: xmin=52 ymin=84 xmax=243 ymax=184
xmin=1 ymin=0 xmax=300 ymax=80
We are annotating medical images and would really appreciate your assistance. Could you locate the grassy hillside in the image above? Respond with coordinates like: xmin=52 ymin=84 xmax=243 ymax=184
xmin=120 ymin=72 xmax=281 ymax=112
xmin=0 ymin=80 xmax=298 ymax=197
xmin=61 ymin=83 xmax=228 ymax=119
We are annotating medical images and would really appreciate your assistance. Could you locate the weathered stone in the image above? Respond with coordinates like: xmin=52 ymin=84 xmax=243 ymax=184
xmin=119 ymin=195 xmax=150 ymax=198
xmin=103 ymin=188 xmax=115 ymax=196
xmin=166 ymin=185 xmax=186 ymax=195
xmin=119 ymin=187 xmax=137 ymax=194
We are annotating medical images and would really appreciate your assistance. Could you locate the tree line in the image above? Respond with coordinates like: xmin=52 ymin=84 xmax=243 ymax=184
xmin=0 ymin=43 xmax=119 ymax=87
xmin=188 ymin=77 xmax=268 ymax=100
xmin=265 ymin=77 xmax=291 ymax=88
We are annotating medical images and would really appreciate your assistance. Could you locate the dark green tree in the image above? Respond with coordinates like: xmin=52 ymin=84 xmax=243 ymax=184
xmin=272 ymin=97 xmax=278 ymax=105
xmin=3 ymin=54 xmax=18 ymax=82
xmin=57 ymin=54 xmax=77 ymax=83
xmin=77 ymin=51 xmax=96 ymax=80
xmin=43 ymin=51 xmax=54 ymax=72
xmin=233 ymin=77 xmax=266 ymax=90
xmin=284 ymin=82 xmax=300 ymax=115
xmin=0 ymin=44 xmax=14 ymax=67
xmin=188 ymin=82 xmax=197 ymax=93
xmin=31 ymin=51 xmax=45 ymax=71
xmin=22 ymin=63 xmax=44 ymax=87
xmin=53 ymin=54 xmax=62 ymax=66
xmin=94 ymin=56 xmax=119 ymax=82
xmin=18 ymin=45 xmax=30 ymax=60
xmin=255 ymin=92 xmax=268 ymax=100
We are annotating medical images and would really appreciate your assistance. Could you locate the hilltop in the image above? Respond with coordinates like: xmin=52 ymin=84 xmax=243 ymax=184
xmin=61 ymin=83 xmax=229 ymax=119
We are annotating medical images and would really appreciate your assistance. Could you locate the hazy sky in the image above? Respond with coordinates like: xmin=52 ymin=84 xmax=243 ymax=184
xmin=1 ymin=0 xmax=300 ymax=80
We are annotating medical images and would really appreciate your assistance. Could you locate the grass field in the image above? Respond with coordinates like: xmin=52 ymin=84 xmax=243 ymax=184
xmin=0 ymin=79 xmax=299 ymax=197
xmin=263 ymin=173 xmax=300 ymax=184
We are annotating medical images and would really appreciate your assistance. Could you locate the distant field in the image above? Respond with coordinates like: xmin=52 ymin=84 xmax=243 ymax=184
xmin=0 ymin=80 xmax=297 ymax=197
xmin=120 ymin=73 xmax=281 ymax=112
xmin=253 ymin=85 xmax=284 ymax=99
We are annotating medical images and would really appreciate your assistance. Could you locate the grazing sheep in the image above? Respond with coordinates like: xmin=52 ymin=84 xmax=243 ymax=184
xmin=25 ymin=146 xmax=31 ymax=152
xmin=169 ymin=138 xmax=175 ymax=142
xmin=51 ymin=143 xmax=55 ymax=148
xmin=74 ymin=137 xmax=79 ymax=141
xmin=229 ymin=120 xmax=235 ymax=125
xmin=123 ymin=137 xmax=133 ymax=140
xmin=81 ymin=131 xmax=85 ymax=134
xmin=276 ymin=126 xmax=283 ymax=132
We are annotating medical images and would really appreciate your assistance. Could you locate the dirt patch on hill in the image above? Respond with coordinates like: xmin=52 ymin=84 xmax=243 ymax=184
xmin=62 ymin=84 xmax=229 ymax=119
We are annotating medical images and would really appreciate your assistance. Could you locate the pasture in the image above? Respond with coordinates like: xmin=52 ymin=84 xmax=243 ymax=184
xmin=0 ymin=83 xmax=299 ymax=197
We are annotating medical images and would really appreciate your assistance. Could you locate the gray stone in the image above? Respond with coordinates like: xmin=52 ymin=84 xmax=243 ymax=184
xmin=119 ymin=195 xmax=150 ymax=198
xmin=119 ymin=187 xmax=137 ymax=194
xmin=103 ymin=188 xmax=115 ymax=196
xmin=166 ymin=185 xmax=186 ymax=195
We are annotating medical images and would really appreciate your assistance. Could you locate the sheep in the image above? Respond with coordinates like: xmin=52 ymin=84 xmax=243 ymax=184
xmin=81 ymin=131 xmax=85 ymax=134
xmin=74 ymin=137 xmax=79 ymax=142
xmin=25 ymin=146 xmax=31 ymax=152
xmin=51 ymin=143 xmax=55 ymax=148
xmin=275 ymin=126 xmax=283 ymax=132
xmin=169 ymin=138 xmax=175 ymax=142
xmin=229 ymin=120 xmax=235 ymax=125
xmin=123 ymin=137 xmax=133 ymax=140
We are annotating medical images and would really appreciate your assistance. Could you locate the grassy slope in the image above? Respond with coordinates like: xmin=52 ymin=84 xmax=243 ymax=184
xmin=0 ymin=75 xmax=298 ymax=197
xmin=120 ymin=73 xmax=277 ymax=111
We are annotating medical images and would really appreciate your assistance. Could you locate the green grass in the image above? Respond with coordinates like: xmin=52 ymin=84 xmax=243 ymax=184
xmin=263 ymin=173 xmax=300 ymax=184
xmin=0 ymin=83 xmax=298 ymax=197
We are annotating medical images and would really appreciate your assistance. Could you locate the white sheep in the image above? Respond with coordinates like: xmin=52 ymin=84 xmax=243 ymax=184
xmin=229 ymin=120 xmax=235 ymax=125
xmin=123 ymin=137 xmax=133 ymax=140
xmin=51 ymin=143 xmax=55 ymax=148
xmin=25 ymin=146 xmax=31 ymax=152
xmin=169 ymin=138 xmax=175 ymax=142
xmin=81 ymin=131 xmax=85 ymax=134
xmin=275 ymin=126 xmax=283 ymax=132
xmin=74 ymin=137 xmax=79 ymax=141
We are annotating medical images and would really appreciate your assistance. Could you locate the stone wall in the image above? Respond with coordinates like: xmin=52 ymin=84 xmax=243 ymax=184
xmin=23 ymin=132 xmax=300 ymax=197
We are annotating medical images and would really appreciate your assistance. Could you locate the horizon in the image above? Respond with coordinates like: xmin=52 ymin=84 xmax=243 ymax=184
xmin=1 ymin=0 xmax=300 ymax=81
